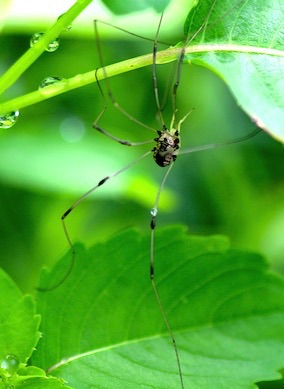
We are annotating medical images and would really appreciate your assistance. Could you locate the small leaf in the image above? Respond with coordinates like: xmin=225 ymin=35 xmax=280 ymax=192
xmin=0 ymin=270 xmax=73 ymax=388
xmin=14 ymin=375 xmax=73 ymax=388
xmin=12 ymin=365 xmax=74 ymax=388
xmin=34 ymin=226 xmax=284 ymax=388
xmin=0 ymin=269 xmax=40 ymax=363
xmin=184 ymin=0 xmax=284 ymax=142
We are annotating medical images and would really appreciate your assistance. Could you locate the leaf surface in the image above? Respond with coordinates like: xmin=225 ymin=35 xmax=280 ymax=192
xmin=0 ymin=269 xmax=40 ymax=363
xmin=34 ymin=227 xmax=284 ymax=388
xmin=184 ymin=0 xmax=284 ymax=141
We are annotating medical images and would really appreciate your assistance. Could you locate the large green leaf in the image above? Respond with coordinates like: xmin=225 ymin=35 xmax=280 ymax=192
xmin=34 ymin=226 xmax=284 ymax=388
xmin=184 ymin=0 xmax=284 ymax=142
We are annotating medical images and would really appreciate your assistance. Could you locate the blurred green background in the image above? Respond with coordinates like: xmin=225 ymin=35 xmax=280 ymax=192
xmin=0 ymin=0 xmax=283 ymax=293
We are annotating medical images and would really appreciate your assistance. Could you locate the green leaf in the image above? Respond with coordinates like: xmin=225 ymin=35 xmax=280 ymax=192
xmin=0 ymin=270 xmax=73 ymax=388
xmin=14 ymin=375 xmax=73 ymax=389
xmin=184 ymin=0 xmax=284 ymax=142
xmin=0 ymin=269 xmax=40 ymax=363
xmin=34 ymin=226 xmax=284 ymax=388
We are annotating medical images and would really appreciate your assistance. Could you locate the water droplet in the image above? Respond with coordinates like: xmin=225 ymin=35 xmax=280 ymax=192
xmin=39 ymin=76 xmax=64 ymax=89
xmin=30 ymin=32 xmax=44 ymax=46
xmin=38 ymin=76 xmax=67 ymax=95
xmin=0 ymin=354 xmax=20 ymax=375
xmin=46 ymin=38 xmax=60 ymax=52
xmin=151 ymin=208 xmax=158 ymax=217
xmin=57 ymin=13 xmax=72 ymax=31
xmin=30 ymin=32 xmax=60 ymax=52
xmin=0 ymin=111 xmax=19 ymax=129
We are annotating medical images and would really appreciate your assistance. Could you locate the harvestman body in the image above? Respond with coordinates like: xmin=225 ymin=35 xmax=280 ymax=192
xmin=56 ymin=1 xmax=261 ymax=388
xmin=153 ymin=127 xmax=179 ymax=167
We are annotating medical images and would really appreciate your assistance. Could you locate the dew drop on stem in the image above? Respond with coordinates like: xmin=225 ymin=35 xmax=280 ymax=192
xmin=38 ymin=76 xmax=67 ymax=95
xmin=0 ymin=111 xmax=19 ymax=129
xmin=30 ymin=32 xmax=60 ymax=52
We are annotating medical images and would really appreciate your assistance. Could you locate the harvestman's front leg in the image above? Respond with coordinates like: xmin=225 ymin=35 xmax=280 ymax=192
xmin=149 ymin=163 xmax=185 ymax=389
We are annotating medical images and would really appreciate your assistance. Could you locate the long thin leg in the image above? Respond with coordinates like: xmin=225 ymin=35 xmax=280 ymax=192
xmin=150 ymin=163 xmax=184 ymax=389
xmin=171 ymin=0 xmax=247 ymax=128
xmin=147 ymin=126 xmax=261 ymax=385
xmin=38 ymin=150 xmax=152 ymax=291
xmin=171 ymin=0 xmax=218 ymax=126
xmin=151 ymin=12 xmax=186 ymax=389
xmin=93 ymin=19 xmax=172 ymax=46
xmin=152 ymin=13 xmax=166 ymax=128
xmin=94 ymin=123 xmax=155 ymax=146
xmin=93 ymin=69 xmax=155 ymax=147
xmin=40 ymin=19 xmax=161 ymax=291
xmin=94 ymin=20 xmax=156 ymax=133
xmin=177 ymin=128 xmax=262 ymax=156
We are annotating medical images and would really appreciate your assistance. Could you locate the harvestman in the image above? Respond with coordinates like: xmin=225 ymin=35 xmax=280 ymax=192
xmin=57 ymin=1 xmax=261 ymax=387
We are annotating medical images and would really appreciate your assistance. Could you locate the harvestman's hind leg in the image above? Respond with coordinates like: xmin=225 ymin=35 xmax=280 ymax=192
xmin=54 ymin=67 xmax=156 ymax=291
xmin=55 ymin=149 xmax=152 ymax=291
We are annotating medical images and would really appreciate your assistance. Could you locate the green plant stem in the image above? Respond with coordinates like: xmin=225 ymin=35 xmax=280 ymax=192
xmin=0 ymin=43 xmax=279 ymax=115
xmin=0 ymin=0 xmax=93 ymax=96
